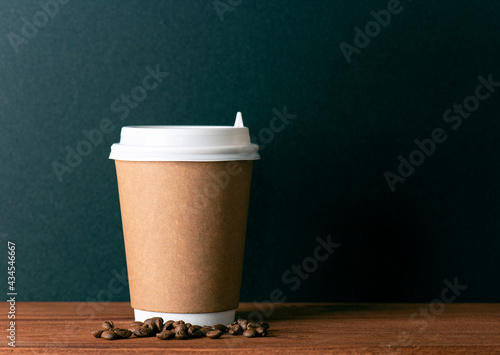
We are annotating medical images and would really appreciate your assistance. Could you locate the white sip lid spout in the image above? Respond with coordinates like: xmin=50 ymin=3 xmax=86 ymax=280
xmin=234 ymin=112 xmax=244 ymax=128
xmin=109 ymin=112 xmax=260 ymax=162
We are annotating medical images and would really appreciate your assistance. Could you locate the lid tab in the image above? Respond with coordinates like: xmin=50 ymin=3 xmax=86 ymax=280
xmin=234 ymin=112 xmax=244 ymax=128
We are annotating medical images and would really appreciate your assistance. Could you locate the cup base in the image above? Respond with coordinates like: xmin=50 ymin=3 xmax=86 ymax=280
xmin=134 ymin=308 xmax=236 ymax=326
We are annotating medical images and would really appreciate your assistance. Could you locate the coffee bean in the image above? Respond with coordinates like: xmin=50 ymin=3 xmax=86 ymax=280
xmin=113 ymin=328 xmax=132 ymax=339
xmin=258 ymin=322 xmax=270 ymax=330
xmin=143 ymin=319 xmax=160 ymax=333
xmin=175 ymin=330 xmax=188 ymax=340
xmin=230 ymin=324 xmax=244 ymax=335
xmin=199 ymin=327 xmax=212 ymax=336
xmin=212 ymin=324 xmax=227 ymax=332
xmin=174 ymin=324 xmax=187 ymax=333
xmin=130 ymin=321 xmax=143 ymax=327
xmin=172 ymin=320 xmax=185 ymax=328
xmin=228 ymin=329 xmax=235 ymax=335
xmin=247 ymin=322 xmax=259 ymax=329
xmin=154 ymin=318 xmax=164 ymax=333
xmin=185 ymin=323 xmax=192 ymax=329
xmin=128 ymin=325 xmax=142 ymax=332
xmin=101 ymin=330 xmax=117 ymax=340
xmin=255 ymin=326 xmax=267 ymax=337
xmin=133 ymin=326 xmax=154 ymax=337
xmin=92 ymin=329 xmax=104 ymax=338
xmin=162 ymin=321 xmax=174 ymax=331
xmin=243 ymin=329 xmax=257 ymax=338
xmin=187 ymin=326 xmax=202 ymax=337
xmin=156 ymin=330 xmax=175 ymax=340
xmin=239 ymin=320 xmax=248 ymax=330
xmin=206 ymin=329 xmax=223 ymax=339
xmin=189 ymin=329 xmax=203 ymax=338
xmin=102 ymin=321 xmax=114 ymax=329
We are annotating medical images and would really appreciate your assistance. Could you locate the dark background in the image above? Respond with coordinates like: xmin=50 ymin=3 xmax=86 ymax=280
xmin=1 ymin=0 xmax=499 ymax=303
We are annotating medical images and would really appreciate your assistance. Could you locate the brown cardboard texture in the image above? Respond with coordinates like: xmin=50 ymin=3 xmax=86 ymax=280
xmin=115 ymin=160 xmax=253 ymax=314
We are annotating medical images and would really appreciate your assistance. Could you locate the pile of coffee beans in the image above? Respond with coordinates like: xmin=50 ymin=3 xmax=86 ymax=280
xmin=91 ymin=321 xmax=133 ymax=340
xmin=92 ymin=317 xmax=270 ymax=341
xmin=226 ymin=318 xmax=270 ymax=338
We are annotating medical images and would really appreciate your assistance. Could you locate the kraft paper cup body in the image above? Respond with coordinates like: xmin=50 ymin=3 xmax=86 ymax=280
xmin=109 ymin=123 xmax=259 ymax=325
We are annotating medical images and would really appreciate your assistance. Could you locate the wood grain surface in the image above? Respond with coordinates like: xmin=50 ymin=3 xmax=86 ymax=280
xmin=1 ymin=302 xmax=499 ymax=354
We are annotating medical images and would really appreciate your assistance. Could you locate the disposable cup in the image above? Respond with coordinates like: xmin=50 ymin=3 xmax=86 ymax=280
xmin=109 ymin=114 xmax=259 ymax=325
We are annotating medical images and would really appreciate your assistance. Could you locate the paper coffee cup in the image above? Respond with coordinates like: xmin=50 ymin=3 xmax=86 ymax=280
xmin=109 ymin=113 xmax=259 ymax=325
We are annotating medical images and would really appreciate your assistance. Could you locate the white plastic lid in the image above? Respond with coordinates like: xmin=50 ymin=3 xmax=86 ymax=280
xmin=109 ymin=112 xmax=260 ymax=162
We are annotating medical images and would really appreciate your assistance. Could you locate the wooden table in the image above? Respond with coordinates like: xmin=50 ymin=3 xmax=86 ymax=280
xmin=2 ymin=303 xmax=499 ymax=353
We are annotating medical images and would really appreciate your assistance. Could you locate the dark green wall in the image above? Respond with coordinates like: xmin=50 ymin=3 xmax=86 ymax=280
xmin=1 ymin=0 xmax=499 ymax=302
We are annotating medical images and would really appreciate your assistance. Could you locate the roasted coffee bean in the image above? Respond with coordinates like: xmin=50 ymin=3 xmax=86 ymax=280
xmin=165 ymin=330 xmax=175 ymax=340
xmin=185 ymin=323 xmax=192 ymax=329
xmin=113 ymin=328 xmax=132 ymax=339
xmin=143 ymin=319 xmax=159 ymax=333
xmin=255 ymin=326 xmax=267 ymax=337
xmin=174 ymin=324 xmax=187 ymax=333
xmin=172 ymin=320 xmax=185 ymax=328
xmin=199 ymin=327 xmax=212 ymax=336
xmin=240 ymin=320 xmax=248 ymax=331
xmin=230 ymin=324 xmax=243 ymax=335
xmin=130 ymin=321 xmax=143 ymax=327
xmin=189 ymin=329 xmax=203 ymax=338
xmin=258 ymin=322 xmax=270 ymax=330
xmin=243 ymin=329 xmax=257 ymax=338
xmin=162 ymin=321 xmax=174 ymax=331
xmin=101 ymin=330 xmax=117 ymax=340
xmin=153 ymin=317 xmax=164 ymax=333
xmin=212 ymin=324 xmax=227 ymax=332
xmin=228 ymin=329 xmax=235 ymax=335
xmin=102 ymin=321 xmax=114 ymax=329
xmin=156 ymin=330 xmax=175 ymax=340
xmin=133 ymin=326 xmax=154 ymax=337
xmin=247 ymin=322 xmax=259 ymax=329
xmin=187 ymin=326 xmax=202 ymax=337
xmin=175 ymin=330 xmax=188 ymax=340
xmin=128 ymin=325 xmax=142 ymax=332
xmin=206 ymin=329 xmax=223 ymax=339
xmin=92 ymin=329 xmax=105 ymax=338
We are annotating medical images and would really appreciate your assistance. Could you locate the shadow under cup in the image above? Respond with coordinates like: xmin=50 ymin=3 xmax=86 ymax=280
xmin=109 ymin=124 xmax=259 ymax=325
